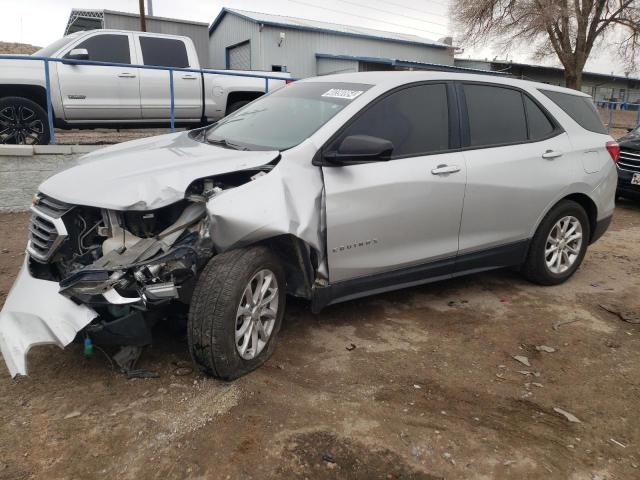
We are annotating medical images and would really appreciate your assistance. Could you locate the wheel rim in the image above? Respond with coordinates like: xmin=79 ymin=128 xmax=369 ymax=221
xmin=0 ymin=105 xmax=45 ymax=145
xmin=545 ymin=215 xmax=583 ymax=274
xmin=235 ymin=269 xmax=279 ymax=360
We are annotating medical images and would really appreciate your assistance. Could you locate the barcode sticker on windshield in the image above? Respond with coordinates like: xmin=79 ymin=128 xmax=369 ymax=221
xmin=321 ymin=89 xmax=364 ymax=100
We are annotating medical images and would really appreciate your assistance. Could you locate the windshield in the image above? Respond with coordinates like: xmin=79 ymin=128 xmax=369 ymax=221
xmin=33 ymin=35 xmax=78 ymax=57
xmin=205 ymin=82 xmax=372 ymax=151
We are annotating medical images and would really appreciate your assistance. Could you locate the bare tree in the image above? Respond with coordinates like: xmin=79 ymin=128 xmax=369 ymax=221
xmin=450 ymin=0 xmax=640 ymax=90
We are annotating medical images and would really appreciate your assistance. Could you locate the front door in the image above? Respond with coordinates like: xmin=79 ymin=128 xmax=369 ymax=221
xmin=57 ymin=32 xmax=140 ymax=120
xmin=322 ymin=83 xmax=467 ymax=283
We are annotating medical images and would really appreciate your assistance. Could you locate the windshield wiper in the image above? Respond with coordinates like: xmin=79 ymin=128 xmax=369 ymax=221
xmin=206 ymin=137 xmax=249 ymax=151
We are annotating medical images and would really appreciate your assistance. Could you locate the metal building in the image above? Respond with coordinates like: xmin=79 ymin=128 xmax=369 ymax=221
xmin=208 ymin=8 xmax=455 ymax=78
xmin=64 ymin=9 xmax=209 ymax=66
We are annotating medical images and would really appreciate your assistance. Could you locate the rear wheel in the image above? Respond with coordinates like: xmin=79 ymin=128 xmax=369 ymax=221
xmin=188 ymin=246 xmax=286 ymax=380
xmin=522 ymin=200 xmax=590 ymax=285
xmin=0 ymin=97 xmax=50 ymax=145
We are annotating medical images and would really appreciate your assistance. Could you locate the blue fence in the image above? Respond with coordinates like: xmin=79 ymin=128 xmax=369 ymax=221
xmin=0 ymin=54 xmax=294 ymax=144
xmin=596 ymin=100 xmax=640 ymax=134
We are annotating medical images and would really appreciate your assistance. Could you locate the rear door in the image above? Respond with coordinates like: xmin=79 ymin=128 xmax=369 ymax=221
xmin=57 ymin=32 xmax=141 ymax=120
xmin=457 ymin=82 xmax=573 ymax=266
xmin=322 ymin=83 xmax=467 ymax=282
xmin=135 ymin=35 xmax=202 ymax=120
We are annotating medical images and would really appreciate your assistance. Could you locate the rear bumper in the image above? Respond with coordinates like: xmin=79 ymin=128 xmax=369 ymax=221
xmin=0 ymin=258 xmax=97 ymax=377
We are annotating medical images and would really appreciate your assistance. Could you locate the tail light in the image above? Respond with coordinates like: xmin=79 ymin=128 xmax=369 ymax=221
xmin=606 ymin=141 xmax=620 ymax=163
xmin=285 ymin=79 xmax=294 ymax=84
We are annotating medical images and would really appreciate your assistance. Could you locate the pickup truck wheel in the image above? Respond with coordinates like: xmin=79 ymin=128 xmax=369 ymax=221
xmin=188 ymin=246 xmax=286 ymax=380
xmin=522 ymin=200 xmax=590 ymax=285
xmin=0 ymin=97 xmax=50 ymax=145
xmin=226 ymin=100 xmax=250 ymax=115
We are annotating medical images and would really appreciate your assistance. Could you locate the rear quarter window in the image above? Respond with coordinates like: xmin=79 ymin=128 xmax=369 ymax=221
xmin=540 ymin=90 xmax=607 ymax=134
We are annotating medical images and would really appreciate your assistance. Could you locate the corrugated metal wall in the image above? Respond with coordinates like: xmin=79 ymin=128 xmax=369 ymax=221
xmin=209 ymin=14 xmax=454 ymax=78
xmin=317 ymin=58 xmax=358 ymax=76
xmin=209 ymin=14 xmax=259 ymax=70
xmin=104 ymin=12 xmax=210 ymax=67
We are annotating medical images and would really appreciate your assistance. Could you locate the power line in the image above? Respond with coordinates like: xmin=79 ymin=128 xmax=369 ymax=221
xmin=285 ymin=0 xmax=449 ymax=38
xmin=337 ymin=0 xmax=449 ymax=28
xmin=372 ymin=0 xmax=450 ymax=19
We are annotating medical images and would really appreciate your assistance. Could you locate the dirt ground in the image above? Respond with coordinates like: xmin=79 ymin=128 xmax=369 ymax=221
xmin=0 ymin=201 xmax=639 ymax=480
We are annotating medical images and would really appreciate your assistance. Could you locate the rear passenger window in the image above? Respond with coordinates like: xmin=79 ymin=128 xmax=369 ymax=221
xmin=331 ymin=83 xmax=449 ymax=158
xmin=540 ymin=90 xmax=607 ymax=134
xmin=464 ymin=84 xmax=527 ymax=147
xmin=71 ymin=34 xmax=130 ymax=64
xmin=139 ymin=37 xmax=189 ymax=68
xmin=524 ymin=95 xmax=556 ymax=140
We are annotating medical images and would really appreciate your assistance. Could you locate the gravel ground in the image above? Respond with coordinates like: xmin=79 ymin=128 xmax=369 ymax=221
xmin=0 ymin=200 xmax=638 ymax=479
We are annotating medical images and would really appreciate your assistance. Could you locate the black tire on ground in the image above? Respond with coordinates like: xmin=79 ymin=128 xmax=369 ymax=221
xmin=0 ymin=96 xmax=50 ymax=145
xmin=522 ymin=200 xmax=591 ymax=286
xmin=188 ymin=246 xmax=286 ymax=380
xmin=226 ymin=100 xmax=250 ymax=115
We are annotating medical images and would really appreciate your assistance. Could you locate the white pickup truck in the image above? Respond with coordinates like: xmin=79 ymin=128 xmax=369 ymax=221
xmin=0 ymin=29 xmax=291 ymax=144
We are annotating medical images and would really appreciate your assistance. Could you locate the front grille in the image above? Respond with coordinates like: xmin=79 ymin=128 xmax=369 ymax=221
xmin=618 ymin=148 xmax=640 ymax=173
xmin=27 ymin=194 xmax=73 ymax=262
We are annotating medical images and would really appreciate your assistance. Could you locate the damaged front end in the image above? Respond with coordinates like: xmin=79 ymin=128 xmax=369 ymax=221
xmin=0 ymin=170 xmax=269 ymax=377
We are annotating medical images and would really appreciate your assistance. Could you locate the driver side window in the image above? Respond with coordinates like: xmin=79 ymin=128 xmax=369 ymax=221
xmin=329 ymin=83 xmax=449 ymax=159
xmin=69 ymin=34 xmax=131 ymax=64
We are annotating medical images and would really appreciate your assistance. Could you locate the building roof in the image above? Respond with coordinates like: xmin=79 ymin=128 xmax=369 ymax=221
xmin=455 ymin=58 xmax=640 ymax=83
xmin=316 ymin=53 xmax=508 ymax=75
xmin=65 ymin=9 xmax=207 ymax=35
xmin=209 ymin=7 xmax=450 ymax=49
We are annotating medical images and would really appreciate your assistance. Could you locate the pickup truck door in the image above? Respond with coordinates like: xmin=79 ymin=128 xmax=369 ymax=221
xmin=322 ymin=83 xmax=467 ymax=283
xmin=134 ymin=35 xmax=202 ymax=121
xmin=57 ymin=32 xmax=141 ymax=120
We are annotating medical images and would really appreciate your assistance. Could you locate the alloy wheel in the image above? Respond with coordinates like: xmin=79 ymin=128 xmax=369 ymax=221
xmin=235 ymin=269 xmax=279 ymax=360
xmin=545 ymin=215 xmax=583 ymax=274
xmin=0 ymin=105 xmax=45 ymax=145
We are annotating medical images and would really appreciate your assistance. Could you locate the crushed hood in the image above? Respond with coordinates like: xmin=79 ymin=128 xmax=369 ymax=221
xmin=39 ymin=131 xmax=279 ymax=210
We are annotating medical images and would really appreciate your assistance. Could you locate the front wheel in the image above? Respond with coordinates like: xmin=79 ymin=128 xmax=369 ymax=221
xmin=522 ymin=200 xmax=590 ymax=285
xmin=0 ymin=96 xmax=50 ymax=145
xmin=188 ymin=246 xmax=286 ymax=380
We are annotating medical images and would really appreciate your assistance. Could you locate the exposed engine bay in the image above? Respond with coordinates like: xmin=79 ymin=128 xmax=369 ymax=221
xmin=26 ymin=168 xmax=273 ymax=350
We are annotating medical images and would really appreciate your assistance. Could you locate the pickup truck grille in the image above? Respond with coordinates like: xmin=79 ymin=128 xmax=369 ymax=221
xmin=618 ymin=148 xmax=640 ymax=173
xmin=27 ymin=194 xmax=73 ymax=262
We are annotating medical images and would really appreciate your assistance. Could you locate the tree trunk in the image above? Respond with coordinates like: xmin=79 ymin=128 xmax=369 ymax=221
xmin=564 ymin=68 xmax=583 ymax=91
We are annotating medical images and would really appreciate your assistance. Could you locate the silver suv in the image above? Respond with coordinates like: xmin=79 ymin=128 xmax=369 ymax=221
xmin=0 ymin=72 xmax=618 ymax=379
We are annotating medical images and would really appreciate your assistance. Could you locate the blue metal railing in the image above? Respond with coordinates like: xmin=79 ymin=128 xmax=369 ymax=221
xmin=595 ymin=100 xmax=640 ymax=134
xmin=0 ymin=54 xmax=294 ymax=144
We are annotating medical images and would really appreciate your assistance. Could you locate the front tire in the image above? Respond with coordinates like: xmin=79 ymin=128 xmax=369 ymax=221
xmin=188 ymin=246 xmax=286 ymax=380
xmin=522 ymin=200 xmax=590 ymax=285
xmin=0 ymin=96 xmax=50 ymax=145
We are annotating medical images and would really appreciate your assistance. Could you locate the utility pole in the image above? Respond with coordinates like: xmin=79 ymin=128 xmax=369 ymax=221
xmin=139 ymin=0 xmax=146 ymax=32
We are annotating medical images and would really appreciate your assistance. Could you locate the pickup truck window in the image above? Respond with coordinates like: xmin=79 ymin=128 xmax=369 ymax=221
xmin=139 ymin=37 xmax=189 ymax=68
xmin=69 ymin=34 xmax=131 ymax=64
xmin=205 ymin=82 xmax=372 ymax=151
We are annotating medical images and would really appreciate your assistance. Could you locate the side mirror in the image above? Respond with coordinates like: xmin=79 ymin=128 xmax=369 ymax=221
xmin=65 ymin=48 xmax=89 ymax=62
xmin=324 ymin=135 xmax=394 ymax=165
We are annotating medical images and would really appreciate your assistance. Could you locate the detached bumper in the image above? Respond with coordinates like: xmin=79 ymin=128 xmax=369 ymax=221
xmin=0 ymin=259 xmax=98 ymax=377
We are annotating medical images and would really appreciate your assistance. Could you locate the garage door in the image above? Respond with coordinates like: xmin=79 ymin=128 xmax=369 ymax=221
xmin=227 ymin=42 xmax=251 ymax=70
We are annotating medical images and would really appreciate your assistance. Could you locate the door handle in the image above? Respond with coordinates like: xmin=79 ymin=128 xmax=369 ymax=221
xmin=542 ymin=150 xmax=563 ymax=159
xmin=181 ymin=74 xmax=197 ymax=80
xmin=431 ymin=164 xmax=461 ymax=175
xmin=117 ymin=72 xmax=136 ymax=78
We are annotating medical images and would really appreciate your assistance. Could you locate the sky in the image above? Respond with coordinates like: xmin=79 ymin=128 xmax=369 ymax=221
xmin=0 ymin=0 xmax=629 ymax=76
